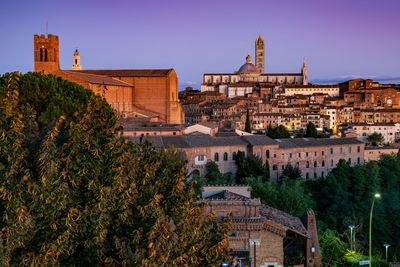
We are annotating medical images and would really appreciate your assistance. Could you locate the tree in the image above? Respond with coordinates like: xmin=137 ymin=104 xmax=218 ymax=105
xmin=305 ymin=122 xmax=318 ymax=138
xmin=204 ymin=161 xmax=230 ymax=183
xmin=235 ymin=152 xmax=269 ymax=183
xmin=280 ymin=163 xmax=302 ymax=180
xmin=0 ymin=72 xmax=231 ymax=265
xmin=244 ymin=177 xmax=314 ymax=217
xmin=0 ymin=72 xmax=94 ymax=127
xmin=266 ymin=125 xmax=290 ymax=139
xmin=245 ymin=109 xmax=251 ymax=133
xmin=367 ymin=132 xmax=384 ymax=146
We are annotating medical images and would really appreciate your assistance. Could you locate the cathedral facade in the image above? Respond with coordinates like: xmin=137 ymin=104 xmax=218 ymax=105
xmin=201 ymin=35 xmax=311 ymax=98
xmin=33 ymin=34 xmax=184 ymax=124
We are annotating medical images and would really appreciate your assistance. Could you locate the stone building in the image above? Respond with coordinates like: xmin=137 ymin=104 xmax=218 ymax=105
xmin=350 ymin=122 xmax=400 ymax=143
xmin=364 ymin=146 xmax=399 ymax=162
xmin=202 ymin=185 xmax=321 ymax=267
xmin=200 ymin=35 xmax=311 ymax=98
xmin=130 ymin=135 xmax=365 ymax=180
xmin=33 ymin=34 xmax=184 ymax=124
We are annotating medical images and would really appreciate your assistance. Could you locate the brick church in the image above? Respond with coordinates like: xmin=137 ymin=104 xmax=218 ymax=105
xmin=33 ymin=34 xmax=184 ymax=124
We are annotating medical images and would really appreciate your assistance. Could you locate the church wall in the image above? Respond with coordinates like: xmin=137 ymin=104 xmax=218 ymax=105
xmin=114 ymin=76 xmax=168 ymax=122
xmin=88 ymin=84 xmax=134 ymax=114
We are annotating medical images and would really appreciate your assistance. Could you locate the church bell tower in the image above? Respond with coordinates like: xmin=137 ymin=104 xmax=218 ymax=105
xmin=72 ymin=49 xmax=82 ymax=70
xmin=255 ymin=35 xmax=265 ymax=73
xmin=34 ymin=34 xmax=60 ymax=74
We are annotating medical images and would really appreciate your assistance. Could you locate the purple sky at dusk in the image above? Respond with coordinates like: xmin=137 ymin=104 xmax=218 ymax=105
xmin=1 ymin=0 xmax=400 ymax=90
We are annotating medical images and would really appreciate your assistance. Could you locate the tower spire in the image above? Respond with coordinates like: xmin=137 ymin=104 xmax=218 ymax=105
xmin=255 ymin=35 xmax=265 ymax=73
xmin=302 ymin=57 xmax=308 ymax=85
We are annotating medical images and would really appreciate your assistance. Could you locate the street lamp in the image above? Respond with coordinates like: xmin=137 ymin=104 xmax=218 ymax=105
xmin=369 ymin=193 xmax=381 ymax=267
xmin=348 ymin=225 xmax=356 ymax=251
xmin=384 ymin=244 xmax=390 ymax=263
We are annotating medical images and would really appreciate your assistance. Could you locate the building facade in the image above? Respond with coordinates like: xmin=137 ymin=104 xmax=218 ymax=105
xmin=131 ymin=135 xmax=365 ymax=180
xmin=33 ymin=34 xmax=184 ymax=124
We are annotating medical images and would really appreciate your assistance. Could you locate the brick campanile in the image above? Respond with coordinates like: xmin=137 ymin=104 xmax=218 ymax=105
xmin=34 ymin=34 xmax=60 ymax=74
xmin=255 ymin=34 xmax=265 ymax=73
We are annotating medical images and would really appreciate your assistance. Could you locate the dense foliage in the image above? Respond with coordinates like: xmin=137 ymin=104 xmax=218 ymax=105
xmin=266 ymin=125 xmax=291 ymax=139
xmin=235 ymin=151 xmax=269 ymax=183
xmin=305 ymin=122 xmax=318 ymax=138
xmin=203 ymin=145 xmax=400 ymax=263
xmin=245 ymin=109 xmax=251 ymax=133
xmin=307 ymin=157 xmax=400 ymax=264
xmin=0 ymin=72 xmax=94 ymax=127
xmin=280 ymin=163 xmax=302 ymax=180
xmin=0 ymin=72 xmax=231 ymax=265
xmin=367 ymin=132 xmax=384 ymax=146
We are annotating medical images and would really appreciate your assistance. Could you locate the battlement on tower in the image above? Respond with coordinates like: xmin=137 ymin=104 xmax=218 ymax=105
xmin=34 ymin=34 xmax=60 ymax=74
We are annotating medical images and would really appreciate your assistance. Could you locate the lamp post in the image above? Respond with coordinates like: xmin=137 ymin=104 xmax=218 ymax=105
xmin=383 ymin=244 xmax=390 ymax=263
xmin=369 ymin=193 xmax=381 ymax=267
xmin=348 ymin=225 xmax=356 ymax=251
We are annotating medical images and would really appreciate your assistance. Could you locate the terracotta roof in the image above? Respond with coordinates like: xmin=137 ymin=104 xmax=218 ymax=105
xmin=62 ymin=70 xmax=132 ymax=86
xmin=365 ymin=146 xmax=399 ymax=150
xmin=277 ymin=137 xmax=363 ymax=149
xmin=204 ymin=190 xmax=251 ymax=200
xmin=260 ymin=205 xmax=309 ymax=237
xmin=74 ymin=69 xmax=173 ymax=77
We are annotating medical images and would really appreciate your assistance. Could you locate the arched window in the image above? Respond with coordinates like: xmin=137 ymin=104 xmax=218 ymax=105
xmin=232 ymin=152 xmax=237 ymax=160
xmin=223 ymin=152 xmax=228 ymax=161
xmin=214 ymin=153 xmax=219 ymax=162
xmin=322 ymin=160 xmax=325 ymax=167
xmin=331 ymin=159 xmax=334 ymax=167
xmin=314 ymin=161 xmax=317 ymax=167
xmin=272 ymin=165 xmax=278 ymax=171
xmin=357 ymin=157 xmax=360 ymax=164
xmin=306 ymin=161 xmax=309 ymax=168
xmin=266 ymin=150 xmax=270 ymax=159
xmin=44 ymin=48 xmax=48 ymax=61
xmin=40 ymin=48 xmax=43 ymax=61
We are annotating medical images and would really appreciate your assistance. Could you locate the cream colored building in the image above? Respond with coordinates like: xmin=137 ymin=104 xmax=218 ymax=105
xmin=351 ymin=122 xmax=400 ymax=143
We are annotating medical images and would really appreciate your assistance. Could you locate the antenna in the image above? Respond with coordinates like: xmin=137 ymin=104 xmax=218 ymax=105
xmin=46 ymin=21 xmax=48 ymax=35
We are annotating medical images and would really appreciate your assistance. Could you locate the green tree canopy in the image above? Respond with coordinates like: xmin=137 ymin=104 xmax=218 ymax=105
xmin=367 ymin=132 xmax=384 ymax=146
xmin=266 ymin=125 xmax=291 ymax=139
xmin=244 ymin=177 xmax=314 ymax=217
xmin=0 ymin=72 xmax=95 ymax=127
xmin=245 ymin=109 xmax=251 ymax=133
xmin=305 ymin=122 xmax=318 ymax=138
xmin=0 ymin=72 xmax=231 ymax=265
xmin=280 ymin=163 xmax=302 ymax=180
xmin=235 ymin=151 xmax=269 ymax=183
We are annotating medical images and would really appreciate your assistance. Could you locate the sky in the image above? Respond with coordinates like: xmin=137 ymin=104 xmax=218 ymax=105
xmin=1 ymin=0 xmax=400 ymax=90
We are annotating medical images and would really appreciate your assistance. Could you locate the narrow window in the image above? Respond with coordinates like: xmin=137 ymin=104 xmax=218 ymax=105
xmin=75 ymin=59 xmax=77 ymax=64
xmin=44 ymin=48 xmax=48 ymax=61
xmin=357 ymin=157 xmax=360 ymax=164
xmin=306 ymin=161 xmax=310 ymax=168
xmin=349 ymin=147 xmax=352 ymax=153
xmin=331 ymin=159 xmax=334 ymax=167
xmin=357 ymin=146 xmax=360 ymax=152
xmin=40 ymin=48 xmax=43 ymax=61
xmin=266 ymin=150 xmax=270 ymax=159
xmin=322 ymin=160 xmax=325 ymax=167
xmin=314 ymin=161 xmax=317 ymax=167
xmin=223 ymin=152 xmax=228 ymax=161
xmin=330 ymin=148 xmax=333 ymax=154
xmin=214 ymin=153 xmax=219 ymax=162
xmin=232 ymin=152 xmax=237 ymax=160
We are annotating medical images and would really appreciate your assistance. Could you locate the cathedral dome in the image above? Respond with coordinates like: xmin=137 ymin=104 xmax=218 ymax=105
xmin=238 ymin=54 xmax=258 ymax=74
